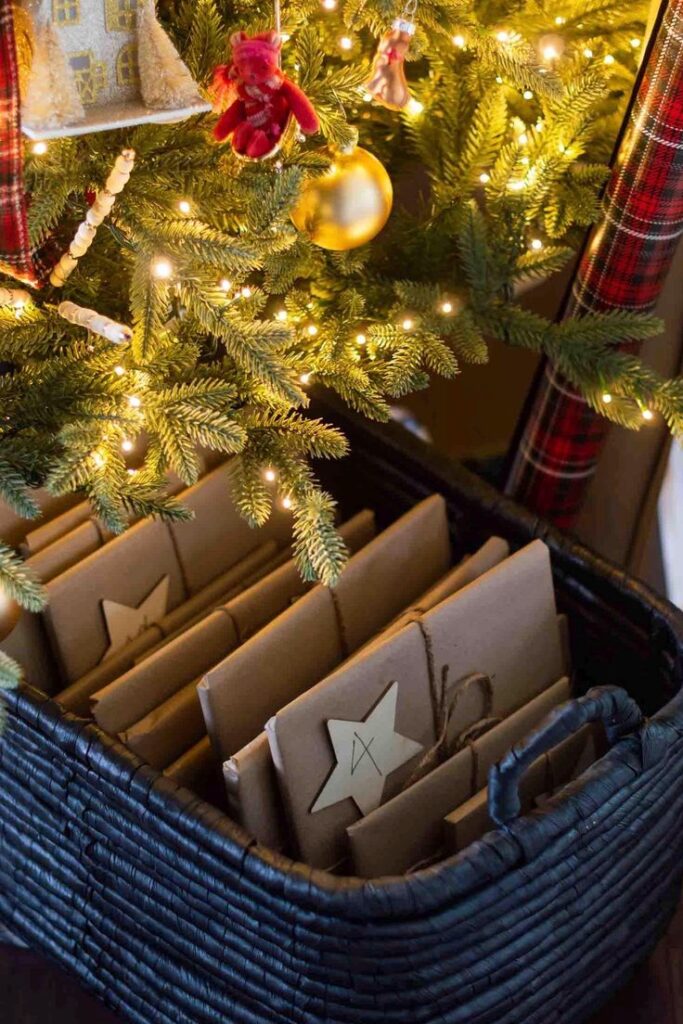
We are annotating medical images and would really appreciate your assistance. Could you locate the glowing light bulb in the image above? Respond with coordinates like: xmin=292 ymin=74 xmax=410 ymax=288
xmin=508 ymin=179 xmax=525 ymax=191
xmin=495 ymin=76 xmax=504 ymax=84
xmin=630 ymin=37 xmax=641 ymax=48
xmin=121 ymin=439 xmax=134 ymax=452
xmin=282 ymin=495 xmax=293 ymax=510
xmin=602 ymin=393 xmax=613 ymax=404
xmin=127 ymin=467 xmax=138 ymax=476
xmin=440 ymin=301 xmax=454 ymax=314
xmin=322 ymin=0 xmax=337 ymax=8
xmin=241 ymin=286 xmax=252 ymax=298
xmin=339 ymin=36 xmax=353 ymax=50
xmin=264 ymin=468 xmax=277 ymax=482
xmin=356 ymin=333 xmax=367 ymax=345
xmin=642 ymin=408 xmax=654 ymax=421
xmin=92 ymin=451 xmax=106 ymax=468
xmin=299 ymin=372 xmax=312 ymax=384
xmin=275 ymin=308 xmax=288 ymax=321
xmin=523 ymin=90 xmax=533 ymax=100
xmin=583 ymin=47 xmax=593 ymax=58
xmin=402 ymin=318 xmax=414 ymax=331
xmin=604 ymin=54 xmax=615 ymax=65
xmin=32 ymin=141 xmax=48 ymax=155
xmin=530 ymin=238 xmax=543 ymax=250
xmin=220 ymin=278 xmax=232 ymax=292
xmin=407 ymin=98 xmax=424 ymax=115
xmin=555 ymin=16 xmax=566 ymax=25
xmin=497 ymin=30 xmax=510 ymax=42
xmin=178 ymin=200 xmax=191 ymax=215
xmin=452 ymin=34 xmax=466 ymax=48
xmin=518 ymin=132 xmax=528 ymax=145
xmin=151 ymin=258 xmax=173 ymax=279
xmin=479 ymin=172 xmax=491 ymax=184
xmin=306 ymin=324 xmax=318 ymax=336
xmin=114 ymin=364 xmax=125 ymax=376
xmin=128 ymin=395 xmax=141 ymax=408
xmin=542 ymin=44 xmax=559 ymax=61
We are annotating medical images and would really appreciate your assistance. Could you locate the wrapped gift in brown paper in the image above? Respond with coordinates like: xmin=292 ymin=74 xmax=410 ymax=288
xmin=45 ymin=516 xmax=188 ymax=686
xmin=268 ymin=540 xmax=564 ymax=870
xmin=120 ymin=678 xmax=205 ymax=769
xmin=443 ymin=721 xmax=602 ymax=854
xmin=225 ymin=535 xmax=509 ymax=851
xmin=59 ymin=542 xmax=275 ymax=714
xmin=168 ymin=462 xmax=292 ymax=594
xmin=26 ymin=521 xmax=105 ymax=583
xmin=223 ymin=733 xmax=290 ymax=852
xmin=347 ymin=675 xmax=572 ymax=878
xmin=90 ymin=511 xmax=376 ymax=735
xmin=199 ymin=495 xmax=451 ymax=766
xmin=22 ymin=501 xmax=104 ymax=557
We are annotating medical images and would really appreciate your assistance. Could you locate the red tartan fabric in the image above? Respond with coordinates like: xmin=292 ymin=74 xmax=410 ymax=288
xmin=0 ymin=0 xmax=47 ymax=285
xmin=505 ymin=0 xmax=683 ymax=529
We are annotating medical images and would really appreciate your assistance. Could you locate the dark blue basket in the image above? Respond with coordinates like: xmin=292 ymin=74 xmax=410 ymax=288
xmin=1 ymin=401 xmax=682 ymax=1024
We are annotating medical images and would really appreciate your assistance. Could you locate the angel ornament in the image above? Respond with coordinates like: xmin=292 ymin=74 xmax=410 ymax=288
xmin=365 ymin=12 xmax=417 ymax=111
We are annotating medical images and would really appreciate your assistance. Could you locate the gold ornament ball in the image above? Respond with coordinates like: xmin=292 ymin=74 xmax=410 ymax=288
xmin=0 ymin=587 xmax=21 ymax=642
xmin=291 ymin=147 xmax=393 ymax=251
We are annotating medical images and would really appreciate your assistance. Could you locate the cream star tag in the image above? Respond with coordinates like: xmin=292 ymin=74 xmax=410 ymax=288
xmin=311 ymin=681 xmax=424 ymax=818
xmin=101 ymin=576 xmax=170 ymax=661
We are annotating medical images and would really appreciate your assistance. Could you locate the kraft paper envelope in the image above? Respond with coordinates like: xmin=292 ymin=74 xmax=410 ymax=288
xmin=443 ymin=722 xmax=601 ymax=855
xmin=223 ymin=733 xmax=290 ymax=852
xmin=269 ymin=540 xmax=563 ymax=870
xmin=121 ymin=678 xmax=204 ymax=769
xmin=164 ymin=736 xmax=223 ymax=804
xmin=168 ymin=461 xmax=292 ymax=594
xmin=199 ymin=495 xmax=451 ymax=765
xmin=58 ymin=543 xmax=273 ymax=714
xmin=45 ymin=516 xmax=188 ymax=686
xmin=91 ymin=511 xmax=376 ymax=735
xmin=348 ymin=676 xmax=571 ymax=878
xmin=224 ymin=535 xmax=506 ymax=851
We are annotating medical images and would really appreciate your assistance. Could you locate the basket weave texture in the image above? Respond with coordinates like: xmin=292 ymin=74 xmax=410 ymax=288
xmin=1 ymin=406 xmax=683 ymax=1024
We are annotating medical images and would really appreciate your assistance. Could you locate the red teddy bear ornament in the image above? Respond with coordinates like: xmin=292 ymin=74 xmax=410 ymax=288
xmin=212 ymin=31 xmax=319 ymax=159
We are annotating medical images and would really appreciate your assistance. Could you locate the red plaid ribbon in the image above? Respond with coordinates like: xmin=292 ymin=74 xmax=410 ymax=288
xmin=0 ymin=0 xmax=49 ymax=285
xmin=505 ymin=0 xmax=683 ymax=529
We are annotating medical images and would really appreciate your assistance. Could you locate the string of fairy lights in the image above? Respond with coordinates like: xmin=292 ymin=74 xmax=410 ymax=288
xmin=7 ymin=15 xmax=651 ymax=503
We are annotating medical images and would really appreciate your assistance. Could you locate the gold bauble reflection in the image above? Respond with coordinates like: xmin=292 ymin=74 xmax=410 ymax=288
xmin=0 ymin=586 xmax=21 ymax=642
xmin=291 ymin=147 xmax=393 ymax=251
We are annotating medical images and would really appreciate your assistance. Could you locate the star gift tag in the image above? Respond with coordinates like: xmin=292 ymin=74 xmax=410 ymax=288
xmin=311 ymin=681 xmax=424 ymax=817
xmin=101 ymin=576 xmax=170 ymax=661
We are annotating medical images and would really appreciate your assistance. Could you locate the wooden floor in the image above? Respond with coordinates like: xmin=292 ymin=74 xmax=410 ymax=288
xmin=2 ymin=903 xmax=683 ymax=1024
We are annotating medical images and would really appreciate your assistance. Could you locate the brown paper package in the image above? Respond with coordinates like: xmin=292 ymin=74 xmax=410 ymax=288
xmin=347 ymin=676 xmax=572 ymax=878
xmin=164 ymin=736 xmax=224 ymax=805
xmin=443 ymin=722 xmax=602 ymax=855
xmin=269 ymin=540 xmax=563 ymax=870
xmin=225 ymin=535 xmax=510 ymax=851
xmin=121 ymin=678 xmax=205 ymax=769
xmin=91 ymin=511 xmax=376 ymax=735
xmin=199 ymin=495 xmax=451 ymax=766
xmin=223 ymin=734 xmax=290 ymax=852
xmin=58 ymin=542 xmax=274 ymax=714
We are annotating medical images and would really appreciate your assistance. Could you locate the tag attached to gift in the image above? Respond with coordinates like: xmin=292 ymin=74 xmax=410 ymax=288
xmin=101 ymin=575 xmax=170 ymax=661
xmin=311 ymin=681 xmax=424 ymax=817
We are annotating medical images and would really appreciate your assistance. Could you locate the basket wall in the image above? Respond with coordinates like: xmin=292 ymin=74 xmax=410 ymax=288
xmin=1 ymin=403 xmax=682 ymax=1024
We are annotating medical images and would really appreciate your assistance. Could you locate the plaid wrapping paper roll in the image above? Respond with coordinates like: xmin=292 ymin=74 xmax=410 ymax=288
xmin=0 ymin=0 xmax=49 ymax=285
xmin=505 ymin=0 xmax=683 ymax=529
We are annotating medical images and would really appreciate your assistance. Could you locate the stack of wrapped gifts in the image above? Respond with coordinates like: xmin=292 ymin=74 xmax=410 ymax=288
xmin=1 ymin=457 xmax=602 ymax=877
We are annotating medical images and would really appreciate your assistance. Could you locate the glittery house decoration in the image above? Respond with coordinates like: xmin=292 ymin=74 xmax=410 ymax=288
xmin=19 ymin=0 xmax=210 ymax=140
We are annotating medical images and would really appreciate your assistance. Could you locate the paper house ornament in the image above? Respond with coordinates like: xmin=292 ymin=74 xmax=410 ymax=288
xmin=18 ymin=0 xmax=211 ymax=140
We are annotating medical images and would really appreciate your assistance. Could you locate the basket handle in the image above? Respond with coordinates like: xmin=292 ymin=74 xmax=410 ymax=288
xmin=488 ymin=685 xmax=642 ymax=826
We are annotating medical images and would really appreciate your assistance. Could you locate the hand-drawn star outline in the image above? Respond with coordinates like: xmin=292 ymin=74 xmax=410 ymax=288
xmin=310 ymin=681 xmax=424 ymax=818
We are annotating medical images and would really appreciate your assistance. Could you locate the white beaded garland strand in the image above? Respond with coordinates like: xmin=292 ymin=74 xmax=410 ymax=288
xmin=57 ymin=301 xmax=132 ymax=345
xmin=50 ymin=149 xmax=136 ymax=288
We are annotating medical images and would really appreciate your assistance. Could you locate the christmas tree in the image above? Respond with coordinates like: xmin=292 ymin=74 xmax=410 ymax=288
xmin=0 ymin=0 xmax=674 ymax=639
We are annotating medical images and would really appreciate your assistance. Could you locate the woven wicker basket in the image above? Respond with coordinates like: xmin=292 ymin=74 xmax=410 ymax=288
xmin=1 ymin=401 xmax=683 ymax=1024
